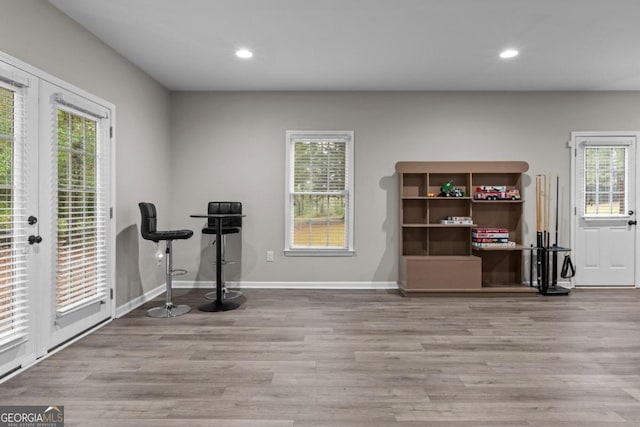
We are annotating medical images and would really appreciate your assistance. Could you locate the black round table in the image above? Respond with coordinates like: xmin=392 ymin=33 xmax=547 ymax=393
xmin=190 ymin=213 xmax=246 ymax=312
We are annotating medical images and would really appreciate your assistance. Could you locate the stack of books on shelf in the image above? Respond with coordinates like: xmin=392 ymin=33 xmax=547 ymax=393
xmin=440 ymin=216 xmax=473 ymax=225
xmin=472 ymin=227 xmax=516 ymax=248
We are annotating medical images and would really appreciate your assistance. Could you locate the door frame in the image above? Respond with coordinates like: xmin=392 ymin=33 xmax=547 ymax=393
xmin=569 ymin=131 xmax=640 ymax=288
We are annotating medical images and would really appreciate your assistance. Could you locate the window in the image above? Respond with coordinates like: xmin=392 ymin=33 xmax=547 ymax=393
xmin=285 ymin=130 xmax=354 ymax=256
xmin=583 ymin=146 xmax=628 ymax=216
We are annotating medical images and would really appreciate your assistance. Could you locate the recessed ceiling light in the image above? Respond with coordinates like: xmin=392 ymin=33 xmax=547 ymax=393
xmin=235 ymin=49 xmax=253 ymax=59
xmin=499 ymin=49 xmax=519 ymax=59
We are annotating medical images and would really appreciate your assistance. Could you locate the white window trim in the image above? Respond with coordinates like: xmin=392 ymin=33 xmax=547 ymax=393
xmin=284 ymin=130 xmax=355 ymax=256
xmin=53 ymin=104 xmax=110 ymax=315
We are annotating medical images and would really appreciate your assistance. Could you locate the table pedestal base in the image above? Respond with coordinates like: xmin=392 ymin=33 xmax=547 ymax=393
xmin=198 ymin=300 xmax=240 ymax=312
xmin=540 ymin=285 xmax=571 ymax=296
xmin=205 ymin=289 xmax=243 ymax=300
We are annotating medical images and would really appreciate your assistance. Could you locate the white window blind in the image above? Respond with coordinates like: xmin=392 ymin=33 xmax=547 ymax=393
xmin=0 ymin=79 xmax=29 ymax=347
xmin=285 ymin=131 xmax=354 ymax=255
xmin=55 ymin=106 xmax=107 ymax=314
xmin=581 ymin=145 xmax=628 ymax=217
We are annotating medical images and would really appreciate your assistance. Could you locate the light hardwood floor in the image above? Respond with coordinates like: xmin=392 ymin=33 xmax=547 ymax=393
xmin=2 ymin=288 xmax=640 ymax=426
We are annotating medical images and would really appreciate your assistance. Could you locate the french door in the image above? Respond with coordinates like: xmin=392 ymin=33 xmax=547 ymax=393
xmin=0 ymin=58 xmax=113 ymax=378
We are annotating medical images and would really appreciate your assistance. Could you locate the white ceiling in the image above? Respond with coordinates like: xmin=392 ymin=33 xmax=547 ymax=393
xmin=49 ymin=0 xmax=640 ymax=91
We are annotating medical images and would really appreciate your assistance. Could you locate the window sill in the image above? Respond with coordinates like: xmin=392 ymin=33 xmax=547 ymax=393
xmin=284 ymin=249 xmax=355 ymax=257
xmin=0 ymin=334 xmax=27 ymax=353
xmin=582 ymin=215 xmax=630 ymax=221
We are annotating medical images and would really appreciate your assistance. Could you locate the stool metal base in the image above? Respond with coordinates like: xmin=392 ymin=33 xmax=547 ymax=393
xmin=147 ymin=303 xmax=191 ymax=318
xmin=198 ymin=300 xmax=240 ymax=312
xmin=224 ymin=289 xmax=243 ymax=300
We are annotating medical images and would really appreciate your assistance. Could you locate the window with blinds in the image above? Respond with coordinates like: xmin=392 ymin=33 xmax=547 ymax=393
xmin=285 ymin=131 xmax=354 ymax=255
xmin=583 ymin=146 xmax=627 ymax=216
xmin=0 ymin=81 xmax=28 ymax=347
xmin=56 ymin=108 xmax=107 ymax=314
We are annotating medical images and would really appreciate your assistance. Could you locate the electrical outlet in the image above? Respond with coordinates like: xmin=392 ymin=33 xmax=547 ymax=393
xmin=266 ymin=250 xmax=274 ymax=262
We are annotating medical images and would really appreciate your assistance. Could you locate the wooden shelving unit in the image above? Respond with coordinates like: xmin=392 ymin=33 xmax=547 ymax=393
xmin=396 ymin=161 xmax=536 ymax=296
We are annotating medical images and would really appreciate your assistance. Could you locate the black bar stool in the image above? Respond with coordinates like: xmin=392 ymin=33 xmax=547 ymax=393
xmin=139 ymin=202 xmax=193 ymax=318
xmin=202 ymin=202 xmax=242 ymax=300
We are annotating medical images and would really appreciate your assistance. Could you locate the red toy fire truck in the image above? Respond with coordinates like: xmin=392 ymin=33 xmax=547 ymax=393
xmin=474 ymin=186 xmax=521 ymax=200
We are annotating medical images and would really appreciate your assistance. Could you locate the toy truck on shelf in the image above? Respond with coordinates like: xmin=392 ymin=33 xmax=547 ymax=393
xmin=474 ymin=185 xmax=521 ymax=200
xmin=439 ymin=180 xmax=464 ymax=197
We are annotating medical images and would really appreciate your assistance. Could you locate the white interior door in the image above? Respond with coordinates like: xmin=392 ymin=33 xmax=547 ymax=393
xmin=572 ymin=132 xmax=637 ymax=286
xmin=38 ymin=81 xmax=112 ymax=352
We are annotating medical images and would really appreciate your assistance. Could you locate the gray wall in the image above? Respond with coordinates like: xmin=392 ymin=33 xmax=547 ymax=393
xmin=0 ymin=0 xmax=172 ymax=306
xmin=170 ymin=91 xmax=640 ymax=284
xmin=4 ymin=1 xmax=640 ymax=304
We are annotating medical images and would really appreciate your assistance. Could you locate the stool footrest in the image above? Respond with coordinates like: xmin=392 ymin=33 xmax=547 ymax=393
xmin=171 ymin=268 xmax=188 ymax=277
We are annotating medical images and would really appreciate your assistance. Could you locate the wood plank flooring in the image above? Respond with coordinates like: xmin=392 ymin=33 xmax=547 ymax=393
xmin=2 ymin=288 xmax=640 ymax=426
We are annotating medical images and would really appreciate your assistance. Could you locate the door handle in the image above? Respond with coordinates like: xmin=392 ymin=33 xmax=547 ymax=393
xmin=28 ymin=215 xmax=38 ymax=225
xmin=28 ymin=235 xmax=43 ymax=245
xmin=629 ymin=220 xmax=637 ymax=226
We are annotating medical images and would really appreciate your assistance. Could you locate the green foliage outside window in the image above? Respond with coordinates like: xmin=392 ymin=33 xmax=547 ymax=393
xmin=57 ymin=109 xmax=98 ymax=241
xmin=0 ymin=87 xmax=14 ymax=235
xmin=293 ymin=141 xmax=346 ymax=219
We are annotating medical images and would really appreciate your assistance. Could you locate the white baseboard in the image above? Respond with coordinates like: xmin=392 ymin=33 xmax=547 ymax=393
xmin=173 ymin=280 xmax=398 ymax=290
xmin=115 ymin=284 xmax=165 ymax=318
xmin=115 ymin=281 xmax=397 ymax=318
xmin=558 ymin=281 xmax=573 ymax=289
xmin=575 ymin=285 xmax=636 ymax=289
xmin=119 ymin=279 xmax=578 ymax=317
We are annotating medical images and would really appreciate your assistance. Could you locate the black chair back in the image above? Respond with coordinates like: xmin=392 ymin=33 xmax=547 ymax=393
xmin=207 ymin=202 xmax=242 ymax=229
xmin=139 ymin=202 xmax=158 ymax=241
xmin=139 ymin=202 xmax=194 ymax=242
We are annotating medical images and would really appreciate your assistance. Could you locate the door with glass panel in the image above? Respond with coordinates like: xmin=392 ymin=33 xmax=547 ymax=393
xmin=573 ymin=133 xmax=637 ymax=286
xmin=38 ymin=81 xmax=111 ymax=352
